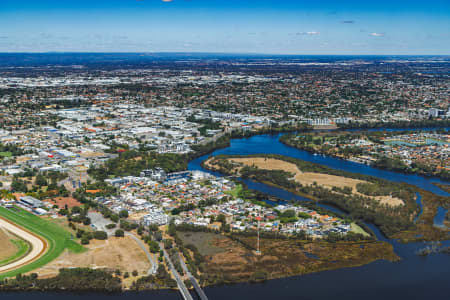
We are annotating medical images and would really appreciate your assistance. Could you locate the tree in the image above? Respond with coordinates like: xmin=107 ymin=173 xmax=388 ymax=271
xmin=153 ymin=231 xmax=163 ymax=241
xmin=115 ymin=229 xmax=125 ymax=237
xmin=83 ymin=217 xmax=91 ymax=225
xmin=149 ymin=240 xmax=160 ymax=253
xmin=110 ymin=214 xmax=119 ymax=223
xmin=106 ymin=223 xmax=117 ymax=229
xmin=119 ymin=209 xmax=129 ymax=219
xmin=148 ymin=224 xmax=159 ymax=232
xmin=156 ymin=264 xmax=167 ymax=280
xmin=298 ymin=212 xmax=311 ymax=219
xmin=184 ymin=279 xmax=192 ymax=289
xmin=71 ymin=206 xmax=82 ymax=214
xmin=35 ymin=174 xmax=47 ymax=186
xmin=280 ymin=210 xmax=296 ymax=218
xmin=93 ymin=231 xmax=108 ymax=240
xmin=163 ymin=239 xmax=173 ymax=249
xmin=137 ymin=226 xmax=144 ymax=235
xmin=168 ymin=222 xmax=176 ymax=236
xmin=216 ymin=214 xmax=226 ymax=224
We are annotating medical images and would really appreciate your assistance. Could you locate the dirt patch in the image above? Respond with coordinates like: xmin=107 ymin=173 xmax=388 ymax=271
xmin=228 ymin=157 xmax=403 ymax=207
xmin=31 ymin=236 xmax=150 ymax=278
xmin=44 ymin=197 xmax=82 ymax=209
xmin=128 ymin=212 xmax=149 ymax=222
xmin=79 ymin=151 xmax=105 ymax=158
xmin=0 ymin=229 xmax=18 ymax=261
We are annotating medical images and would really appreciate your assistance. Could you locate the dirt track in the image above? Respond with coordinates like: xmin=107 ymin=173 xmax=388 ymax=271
xmin=0 ymin=216 xmax=47 ymax=273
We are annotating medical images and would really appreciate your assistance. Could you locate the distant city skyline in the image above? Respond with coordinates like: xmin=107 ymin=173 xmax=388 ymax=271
xmin=1 ymin=0 xmax=449 ymax=54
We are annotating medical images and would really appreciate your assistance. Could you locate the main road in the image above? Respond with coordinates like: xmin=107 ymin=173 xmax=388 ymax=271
xmin=160 ymin=243 xmax=193 ymax=300
xmin=177 ymin=253 xmax=209 ymax=300
xmin=0 ymin=216 xmax=47 ymax=273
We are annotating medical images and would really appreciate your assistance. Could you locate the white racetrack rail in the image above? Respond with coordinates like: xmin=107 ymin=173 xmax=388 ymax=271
xmin=0 ymin=216 xmax=48 ymax=273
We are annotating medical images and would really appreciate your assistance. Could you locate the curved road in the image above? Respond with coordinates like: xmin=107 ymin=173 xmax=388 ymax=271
xmin=0 ymin=216 xmax=47 ymax=273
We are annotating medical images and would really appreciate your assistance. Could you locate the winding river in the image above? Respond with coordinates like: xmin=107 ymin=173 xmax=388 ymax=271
xmin=4 ymin=128 xmax=450 ymax=300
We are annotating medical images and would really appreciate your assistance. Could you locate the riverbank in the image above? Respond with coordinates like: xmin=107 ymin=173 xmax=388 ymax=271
xmin=175 ymin=230 xmax=398 ymax=287
xmin=433 ymin=183 xmax=450 ymax=194
xmin=0 ymin=268 xmax=122 ymax=293
xmin=279 ymin=129 xmax=449 ymax=181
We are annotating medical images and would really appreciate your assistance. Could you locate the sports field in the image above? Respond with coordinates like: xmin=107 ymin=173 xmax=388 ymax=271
xmin=0 ymin=206 xmax=85 ymax=279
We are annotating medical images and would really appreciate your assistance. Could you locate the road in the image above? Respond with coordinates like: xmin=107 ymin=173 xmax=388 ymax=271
xmin=160 ymin=243 xmax=193 ymax=300
xmin=125 ymin=232 xmax=157 ymax=275
xmin=0 ymin=216 xmax=47 ymax=273
xmin=177 ymin=253 xmax=209 ymax=300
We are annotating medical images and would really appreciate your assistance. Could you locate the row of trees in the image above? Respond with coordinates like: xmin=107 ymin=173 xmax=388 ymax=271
xmin=0 ymin=268 xmax=121 ymax=292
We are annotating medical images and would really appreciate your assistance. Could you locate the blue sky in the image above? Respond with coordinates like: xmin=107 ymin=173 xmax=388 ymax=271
xmin=0 ymin=0 xmax=449 ymax=54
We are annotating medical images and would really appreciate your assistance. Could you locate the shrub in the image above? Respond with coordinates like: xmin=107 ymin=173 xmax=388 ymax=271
xmin=93 ymin=231 xmax=108 ymax=240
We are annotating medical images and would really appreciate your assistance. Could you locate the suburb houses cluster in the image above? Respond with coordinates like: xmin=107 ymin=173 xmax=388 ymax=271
xmin=98 ymin=169 xmax=353 ymax=238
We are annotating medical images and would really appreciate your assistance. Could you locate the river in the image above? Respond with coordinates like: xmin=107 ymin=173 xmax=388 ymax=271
xmin=3 ymin=129 xmax=450 ymax=300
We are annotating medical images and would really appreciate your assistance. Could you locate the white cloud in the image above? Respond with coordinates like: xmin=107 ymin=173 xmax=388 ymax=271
xmin=296 ymin=31 xmax=320 ymax=36
xmin=369 ymin=32 xmax=385 ymax=37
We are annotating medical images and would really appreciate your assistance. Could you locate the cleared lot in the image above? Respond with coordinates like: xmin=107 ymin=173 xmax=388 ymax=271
xmin=32 ymin=236 xmax=151 ymax=278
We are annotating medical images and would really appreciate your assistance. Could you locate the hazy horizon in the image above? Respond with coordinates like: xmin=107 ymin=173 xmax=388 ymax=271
xmin=1 ymin=0 xmax=449 ymax=55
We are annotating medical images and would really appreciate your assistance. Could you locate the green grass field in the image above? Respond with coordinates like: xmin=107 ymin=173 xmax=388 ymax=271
xmin=0 ymin=239 xmax=31 ymax=267
xmin=350 ymin=222 xmax=370 ymax=237
xmin=225 ymin=184 xmax=243 ymax=198
xmin=0 ymin=206 xmax=86 ymax=279
xmin=0 ymin=152 xmax=12 ymax=157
